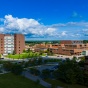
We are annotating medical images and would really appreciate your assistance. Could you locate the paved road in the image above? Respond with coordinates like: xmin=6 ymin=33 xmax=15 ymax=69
xmin=0 ymin=57 xmax=29 ymax=62
xmin=42 ymin=55 xmax=84 ymax=60
xmin=42 ymin=56 xmax=72 ymax=60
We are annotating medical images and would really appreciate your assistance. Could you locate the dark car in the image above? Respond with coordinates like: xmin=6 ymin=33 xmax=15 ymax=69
xmin=0 ymin=58 xmax=4 ymax=59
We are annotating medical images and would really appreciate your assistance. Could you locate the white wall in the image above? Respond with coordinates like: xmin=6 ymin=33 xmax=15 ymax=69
xmin=4 ymin=36 xmax=14 ymax=54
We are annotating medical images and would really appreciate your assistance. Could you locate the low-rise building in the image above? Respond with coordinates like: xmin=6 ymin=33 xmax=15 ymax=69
xmin=60 ymin=40 xmax=83 ymax=44
xmin=32 ymin=40 xmax=88 ymax=56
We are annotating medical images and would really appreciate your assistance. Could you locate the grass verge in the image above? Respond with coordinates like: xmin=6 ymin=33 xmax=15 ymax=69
xmin=0 ymin=73 xmax=45 ymax=88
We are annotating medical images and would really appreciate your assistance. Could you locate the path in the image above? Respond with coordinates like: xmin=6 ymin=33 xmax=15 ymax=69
xmin=22 ymin=71 xmax=51 ymax=88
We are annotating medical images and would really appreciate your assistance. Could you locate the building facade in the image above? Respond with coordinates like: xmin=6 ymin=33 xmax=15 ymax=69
xmin=33 ymin=41 xmax=88 ymax=56
xmin=4 ymin=34 xmax=14 ymax=54
xmin=0 ymin=34 xmax=25 ymax=55
xmin=60 ymin=40 xmax=83 ymax=44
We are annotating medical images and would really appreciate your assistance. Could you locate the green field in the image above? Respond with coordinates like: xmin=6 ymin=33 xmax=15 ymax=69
xmin=44 ymin=79 xmax=88 ymax=88
xmin=6 ymin=52 xmax=40 ymax=59
xmin=0 ymin=73 xmax=45 ymax=88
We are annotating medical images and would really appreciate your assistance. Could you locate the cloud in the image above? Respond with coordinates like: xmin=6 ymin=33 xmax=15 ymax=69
xmin=72 ymin=12 xmax=78 ymax=17
xmin=0 ymin=14 xmax=88 ymax=40
xmin=71 ymin=11 xmax=82 ymax=18
xmin=0 ymin=15 xmax=57 ymax=38
xmin=0 ymin=27 xmax=4 ymax=32
xmin=61 ymin=31 xmax=67 ymax=36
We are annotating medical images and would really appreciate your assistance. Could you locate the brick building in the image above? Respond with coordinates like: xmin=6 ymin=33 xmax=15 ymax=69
xmin=48 ymin=40 xmax=88 ymax=55
xmin=60 ymin=40 xmax=83 ymax=44
xmin=31 ymin=40 xmax=88 ymax=56
xmin=0 ymin=34 xmax=25 ymax=55
xmin=49 ymin=43 xmax=88 ymax=55
xmin=33 ymin=44 xmax=51 ymax=52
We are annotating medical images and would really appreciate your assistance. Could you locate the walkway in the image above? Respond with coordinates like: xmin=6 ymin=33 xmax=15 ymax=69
xmin=22 ymin=71 xmax=51 ymax=88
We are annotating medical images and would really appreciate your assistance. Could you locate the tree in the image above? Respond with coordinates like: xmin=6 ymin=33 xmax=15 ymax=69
xmin=37 ymin=58 xmax=43 ymax=65
xmin=0 ymin=54 xmax=1 ymax=58
xmin=12 ymin=50 xmax=15 ymax=55
xmin=84 ymin=73 xmax=88 ymax=86
xmin=11 ymin=64 xmax=23 ymax=75
xmin=46 ymin=48 xmax=53 ymax=55
xmin=39 ymin=50 xmax=43 ymax=55
xmin=78 ymin=60 xmax=85 ymax=67
xmin=54 ymin=59 xmax=84 ymax=84
xmin=23 ymin=49 xmax=26 ymax=53
xmin=27 ymin=48 xmax=30 ymax=53
xmin=72 ymin=56 xmax=77 ymax=62
xmin=30 ymin=68 xmax=40 ymax=76
xmin=8 ymin=53 xmax=11 ymax=58
xmin=3 ymin=61 xmax=13 ymax=71
xmin=27 ymin=53 xmax=30 ymax=58
xmin=18 ymin=54 xmax=20 ymax=59
xmin=0 ymin=64 xmax=3 ymax=73
xmin=42 ymin=69 xmax=51 ymax=79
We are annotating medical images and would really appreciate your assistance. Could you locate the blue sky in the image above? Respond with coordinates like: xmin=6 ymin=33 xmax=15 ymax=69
xmin=0 ymin=0 xmax=88 ymax=40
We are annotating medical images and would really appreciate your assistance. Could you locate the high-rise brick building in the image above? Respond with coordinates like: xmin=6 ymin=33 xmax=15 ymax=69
xmin=0 ymin=34 xmax=25 ymax=55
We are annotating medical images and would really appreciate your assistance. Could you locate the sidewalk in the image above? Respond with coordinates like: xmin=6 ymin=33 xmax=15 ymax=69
xmin=22 ymin=71 xmax=51 ymax=88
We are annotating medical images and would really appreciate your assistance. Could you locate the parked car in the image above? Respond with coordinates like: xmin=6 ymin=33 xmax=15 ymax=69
xmin=0 ymin=58 xmax=4 ymax=59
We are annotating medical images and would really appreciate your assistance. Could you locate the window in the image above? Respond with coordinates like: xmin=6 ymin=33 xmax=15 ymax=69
xmin=84 ymin=44 xmax=86 ymax=46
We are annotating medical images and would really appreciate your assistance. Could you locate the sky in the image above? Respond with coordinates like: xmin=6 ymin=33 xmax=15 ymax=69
xmin=0 ymin=0 xmax=88 ymax=40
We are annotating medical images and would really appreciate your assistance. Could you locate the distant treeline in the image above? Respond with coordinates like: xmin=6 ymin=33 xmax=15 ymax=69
xmin=25 ymin=40 xmax=88 ymax=44
xmin=25 ymin=40 xmax=60 ymax=44
xmin=83 ymin=40 xmax=88 ymax=43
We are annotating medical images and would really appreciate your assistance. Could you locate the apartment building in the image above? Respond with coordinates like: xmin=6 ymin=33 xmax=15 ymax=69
xmin=0 ymin=34 xmax=25 ymax=55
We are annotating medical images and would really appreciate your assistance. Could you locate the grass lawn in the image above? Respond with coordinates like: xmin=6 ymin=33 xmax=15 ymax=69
xmin=6 ymin=52 xmax=40 ymax=59
xmin=44 ymin=79 xmax=88 ymax=88
xmin=0 ymin=73 xmax=45 ymax=88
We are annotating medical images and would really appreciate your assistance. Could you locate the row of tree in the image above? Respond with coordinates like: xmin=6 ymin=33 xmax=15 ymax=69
xmin=29 ymin=68 xmax=51 ymax=79
xmin=3 ymin=62 xmax=23 ymax=75
xmin=53 ymin=59 xmax=88 ymax=86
